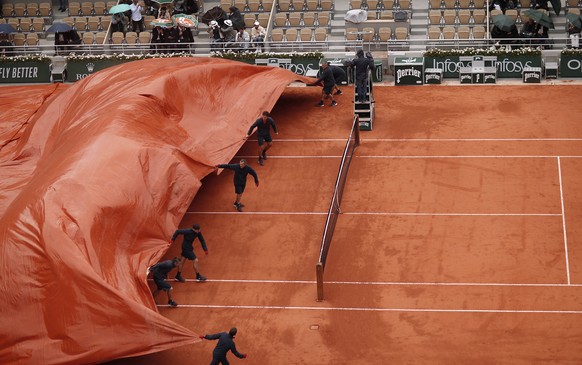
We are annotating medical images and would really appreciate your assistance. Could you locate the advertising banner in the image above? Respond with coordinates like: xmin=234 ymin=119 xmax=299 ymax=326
xmin=0 ymin=61 xmax=51 ymax=83
xmin=424 ymin=55 xmax=542 ymax=79
xmin=559 ymin=54 xmax=582 ymax=78
xmin=66 ymin=59 xmax=128 ymax=82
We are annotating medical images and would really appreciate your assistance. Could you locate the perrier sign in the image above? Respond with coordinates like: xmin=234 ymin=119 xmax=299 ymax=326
xmin=394 ymin=57 xmax=424 ymax=86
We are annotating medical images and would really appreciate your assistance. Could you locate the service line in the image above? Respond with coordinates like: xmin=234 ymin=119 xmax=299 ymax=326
xmin=159 ymin=303 xmax=582 ymax=314
xmin=557 ymin=157 xmax=571 ymax=285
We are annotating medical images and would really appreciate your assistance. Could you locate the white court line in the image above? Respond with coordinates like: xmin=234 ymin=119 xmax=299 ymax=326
xmin=158 ymin=303 xmax=582 ymax=314
xmin=185 ymin=211 xmax=560 ymax=216
xmin=557 ymin=157 xmax=572 ymax=285
xmin=247 ymin=138 xmax=582 ymax=142
xmin=234 ymin=155 xmax=582 ymax=159
xmin=151 ymin=278 xmax=582 ymax=287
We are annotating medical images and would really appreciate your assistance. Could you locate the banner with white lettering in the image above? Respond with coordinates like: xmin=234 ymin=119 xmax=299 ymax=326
xmin=0 ymin=62 xmax=51 ymax=83
xmin=424 ymin=55 xmax=541 ymax=78
xmin=559 ymin=55 xmax=582 ymax=78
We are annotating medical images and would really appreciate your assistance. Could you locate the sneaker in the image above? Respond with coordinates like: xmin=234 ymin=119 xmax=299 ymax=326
xmin=196 ymin=274 xmax=207 ymax=282
xmin=235 ymin=203 xmax=243 ymax=212
xmin=238 ymin=203 xmax=245 ymax=207
xmin=174 ymin=274 xmax=186 ymax=283
xmin=334 ymin=90 xmax=343 ymax=95
xmin=258 ymin=157 xmax=264 ymax=166
xmin=168 ymin=300 xmax=178 ymax=307
xmin=331 ymin=101 xmax=338 ymax=107
xmin=316 ymin=101 xmax=324 ymax=107
xmin=262 ymin=151 xmax=267 ymax=160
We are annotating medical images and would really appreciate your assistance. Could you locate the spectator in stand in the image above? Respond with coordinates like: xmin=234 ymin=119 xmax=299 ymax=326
xmin=0 ymin=35 xmax=15 ymax=57
xmin=58 ymin=0 xmax=68 ymax=12
xmin=350 ymin=49 xmax=375 ymax=103
xmin=151 ymin=25 xmax=166 ymax=52
xmin=185 ymin=0 xmax=198 ymax=14
xmin=310 ymin=62 xmax=337 ymax=107
xmin=54 ymin=31 xmax=70 ymax=55
xmin=177 ymin=24 xmax=194 ymax=49
xmin=130 ymin=0 xmax=144 ymax=33
xmin=235 ymin=27 xmax=251 ymax=51
xmin=221 ymin=19 xmax=237 ymax=50
xmin=568 ymin=20 xmax=581 ymax=49
xmin=520 ymin=18 xmax=537 ymax=37
xmin=533 ymin=0 xmax=549 ymax=10
xmin=251 ymin=21 xmax=266 ymax=52
xmin=149 ymin=257 xmax=180 ymax=307
xmin=229 ymin=6 xmax=245 ymax=30
xmin=199 ymin=328 xmax=248 ymax=364
xmin=111 ymin=12 xmax=128 ymax=34
xmin=166 ymin=25 xmax=179 ymax=52
xmin=159 ymin=5 xmax=171 ymax=19
xmin=208 ymin=20 xmax=223 ymax=49
xmin=173 ymin=0 xmax=186 ymax=15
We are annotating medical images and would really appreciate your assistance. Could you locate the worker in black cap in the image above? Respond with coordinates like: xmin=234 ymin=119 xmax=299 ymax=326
xmin=170 ymin=223 xmax=208 ymax=282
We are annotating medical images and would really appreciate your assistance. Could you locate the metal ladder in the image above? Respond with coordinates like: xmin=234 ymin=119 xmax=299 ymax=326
xmin=353 ymin=70 xmax=375 ymax=131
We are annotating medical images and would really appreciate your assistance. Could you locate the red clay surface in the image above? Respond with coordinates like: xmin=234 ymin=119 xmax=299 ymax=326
xmin=106 ymin=85 xmax=582 ymax=365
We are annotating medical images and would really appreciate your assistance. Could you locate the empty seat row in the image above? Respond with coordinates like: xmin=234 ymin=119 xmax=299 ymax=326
xmin=63 ymin=16 xmax=111 ymax=32
xmin=2 ymin=2 xmax=52 ymax=17
xmin=81 ymin=31 xmax=108 ymax=44
xmin=68 ymin=1 xmax=115 ymax=17
xmin=242 ymin=12 xmax=270 ymax=27
xmin=3 ymin=17 xmax=46 ymax=32
xmin=350 ymin=0 xmax=411 ymax=11
xmin=270 ymin=27 xmax=328 ymax=41
xmin=346 ymin=26 xmax=408 ymax=40
xmin=273 ymin=11 xmax=331 ymax=27
xmin=427 ymin=25 xmax=486 ymax=39
xmin=221 ymin=0 xmax=274 ymax=12
xmin=111 ymin=31 xmax=153 ymax=45
xmin=9 ymin=32 xmax=40 ymax=46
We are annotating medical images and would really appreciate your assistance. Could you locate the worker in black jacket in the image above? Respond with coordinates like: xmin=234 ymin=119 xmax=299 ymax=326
xmin=310 ymin=61 xmax=338 ymax=107
xmin=350 ymin=49 xmax=375 ymax=102
xmin=246 ymin=111 xmax=278 ymax=166
xmin=170 ymin=223 xmax=208 ymax=282
xmin=199 ymin=327 xmax=247 ymax=365
xmin=216 ymin=159 xmax=259 ymax=212
xmin=149 ymin=257 xmax=180 ymax=307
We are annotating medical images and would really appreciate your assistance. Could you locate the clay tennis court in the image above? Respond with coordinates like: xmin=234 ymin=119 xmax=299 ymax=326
xmin=107 ymin=84 xmax=582 ymax=364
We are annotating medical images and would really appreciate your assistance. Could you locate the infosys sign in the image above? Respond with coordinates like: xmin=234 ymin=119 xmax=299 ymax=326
xmin=559 ymin=55 xmax=582 ymax=78
xmin=424 ymin=55 xmax=542 ymax=78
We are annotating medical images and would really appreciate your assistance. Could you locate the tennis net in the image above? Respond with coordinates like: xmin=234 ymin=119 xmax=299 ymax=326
xmin=316 ymin=115 xmax=360 ymax=301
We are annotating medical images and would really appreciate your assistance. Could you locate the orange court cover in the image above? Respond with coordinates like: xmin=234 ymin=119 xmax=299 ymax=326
xmin=0 ymin=58 xmax=312 ymax=365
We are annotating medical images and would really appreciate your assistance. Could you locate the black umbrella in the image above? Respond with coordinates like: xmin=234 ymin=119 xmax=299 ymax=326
xmin=0 ymin=23 xmax=16 ymax=34
xmin=492 ymin=14 xmax=515 ymax=32
xmin=548 ymin=0 xmax=560 ymax=16
xmin=566 ymin=13 xmax=582 ymax=30
xmin=46 ymin=23 xmax=73 ymax=33
xmin=523 ymin=9 xmax=554 ymax=29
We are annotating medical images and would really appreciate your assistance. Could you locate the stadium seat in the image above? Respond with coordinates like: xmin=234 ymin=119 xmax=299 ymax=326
xmin=318 ymin=11 xmax=330 ymax=26
xmin=138 ymin=30 xmax=151 ymax=44
xmin=111 ymin=31 xmax=124 ymax=44
xmin=39 ymin=2 xmax=52 ymax=16
xmin=25 ymin=32 xmax=39 ymax=46
xmin=258 ymin=12 xmax=269 ymax=25
xmin=82 ymin=31 xmax=95 ymax=44
xmin=95 ymin=31 xmax=107 ymax=44
xmin=378 ymin=26 xmax=392 ymax=40
xmin=305 ymin=0 xmax=318 ymax=10
xmin=472 ymin=9 xmax=485 ymax=23
xmin=247 ymin=0 xmax=261 ymax=11
xmin=458 ymin=9 xmax=470 ymax=23
xmin=69 ymin=2 xmax=81 ymax=16
xmin=27 ymin=3 xmax=39 ymax=16
xmin=362 ymin=26 xmax=375 ymax=41
xmin=262 ymin=0 xmax=273 ymax=11
xmin=299 ymin=27 xmax=312 ymax=41
xmin=32 ymin=18 xmax=45 ymax=32
xmin=457 ymin=25 xmax=470 ymax=39
xmin=442 ymin=25 xmax=455 ymax=39
xmin=278 ymin=0 xmax=292 ymax=11
xmin=472 ymin=25 xmax=485 ymax=38
xmin=270 ymin=28 xmax=284 ymax=41
xmin=429 ymin=9 xmax=442 ymax=24
xmin=443 ymin=9 xmax=456 ymax=24
xmin=314 ymin=27 xmax=327 ymax=41
xmin=244 ymin=13 xmax=256 ymax=27
xmin=93 ymin=2 xmax=106 ymax=15
xmin=394 ymin=26 xmax=407 ymax=39
xmin=288 ymin=12 xmax=301 ymax=26
xmin=428 ymin=26 xmax=441 ymax=39
xmin=220 ymin=0 xmax=232 ymax=11
xmin=125 ymin=31 xmax=138 ymax=44
xmin=2 ymin=4 xmax=14 ymax=17
xmin=398 ymin=0 xmax=411 ymax=10
xmin=350 ymin=0 xmax=363 ymax=9
xmin=274 ymin=12 xmax=287 ymax=26
xmin=303 ymin=12 xmax=316 ymax=26
xmin=286 ymin=28 xmax=298 ymax=41
xmin=14 ymin=3 xmax=26 ymax=17
xmin=88 ymin=17 xmax=101 ymax=31
xmin=319 ymin=0 xmax=333 ymax=10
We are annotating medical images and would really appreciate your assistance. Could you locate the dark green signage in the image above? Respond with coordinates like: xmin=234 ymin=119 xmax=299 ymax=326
xmin=66 ymin=59 xmax=128 ymax=82
xmin=559 ymin=55 xmax=582 ymax=78
xmin=424 ymin=55 xmax=542 ymax=79
xmin=394 ymin=57 xmax=423 ymax=86
xmin=254 ymin=57 xmax=320 ymax=77
xmin=0 ymin=62 xmax=51 ymax=83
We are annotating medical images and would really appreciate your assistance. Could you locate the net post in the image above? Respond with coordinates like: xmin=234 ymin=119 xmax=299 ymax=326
xmin=354 ymin=115 xmax=361 ymax=147
xmin=316 ymin=262 xmax=324 ymax=301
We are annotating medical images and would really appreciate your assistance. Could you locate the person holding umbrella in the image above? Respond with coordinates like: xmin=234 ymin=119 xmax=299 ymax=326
xmin=567 ymin=13 xmax=581 ymax=48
